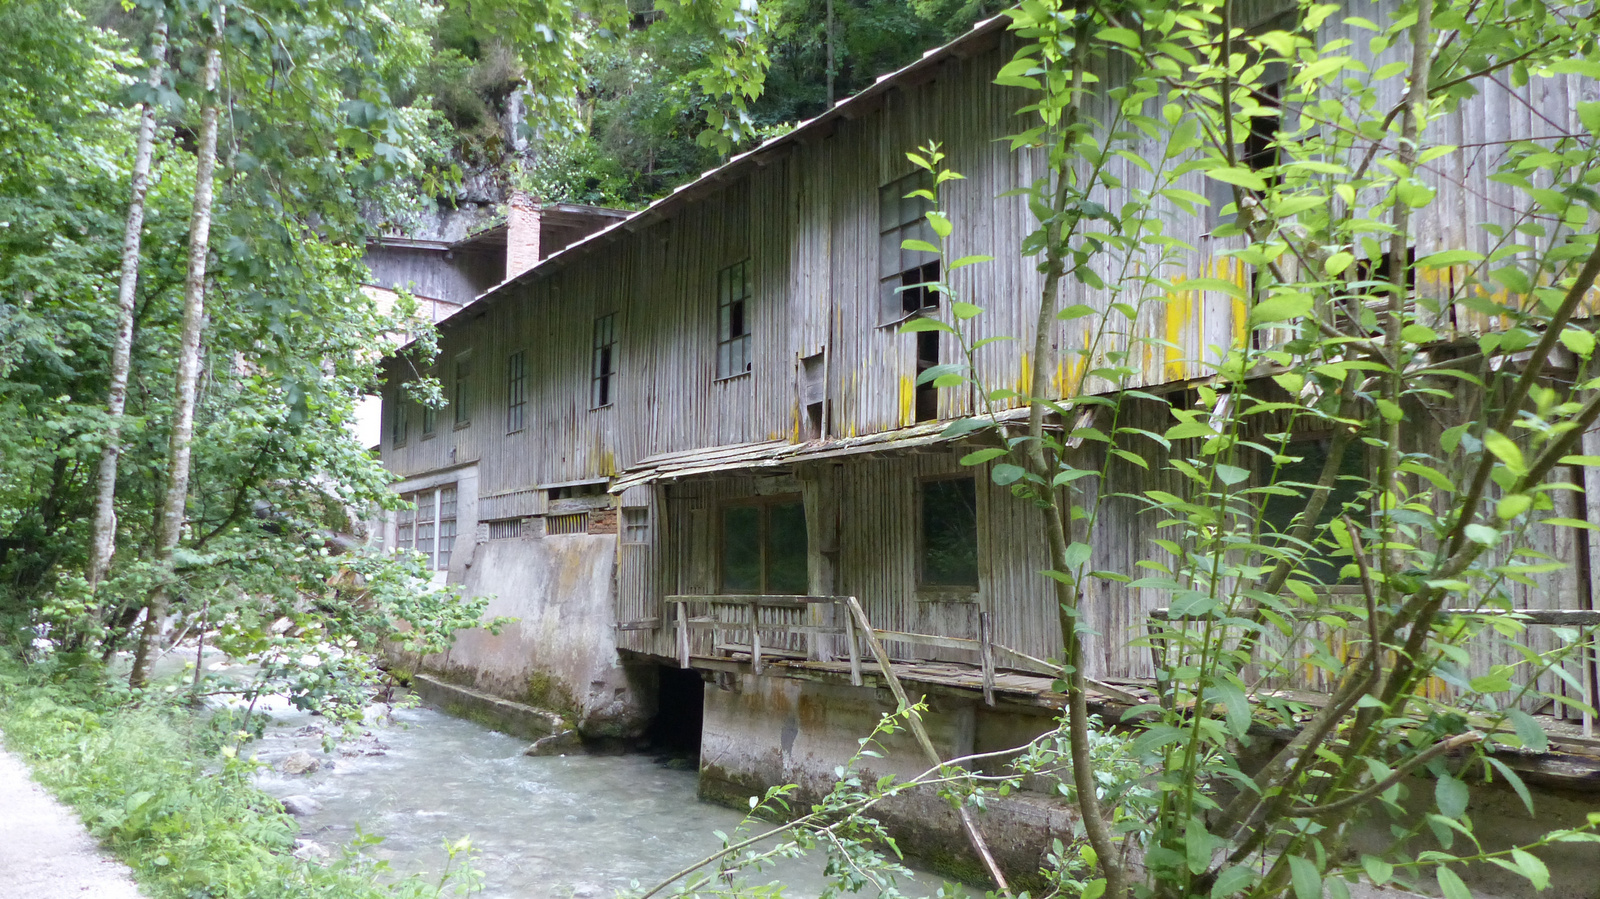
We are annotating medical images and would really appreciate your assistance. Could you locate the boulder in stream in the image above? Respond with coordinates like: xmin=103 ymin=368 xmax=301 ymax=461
xmin=523 ymin=730 xmax=581 ymax=756
xmin=292 ymin=839 xmax=331 ymax=862
xmin=280 ymin=794 xmax=322 ymax=817
xmin=280 ymin=750 xmax=320 ymax=775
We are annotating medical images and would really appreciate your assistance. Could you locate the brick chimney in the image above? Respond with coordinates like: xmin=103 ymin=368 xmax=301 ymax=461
xmin=506 ymin=190 xmax=541 ymax=281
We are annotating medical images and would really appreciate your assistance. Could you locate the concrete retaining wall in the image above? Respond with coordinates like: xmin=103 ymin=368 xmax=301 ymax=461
xmin=420 ymin=533 xmax=652 ymax=738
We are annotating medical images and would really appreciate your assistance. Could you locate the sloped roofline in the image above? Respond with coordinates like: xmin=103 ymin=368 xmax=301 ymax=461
xmin=427 ymin=12 xmax=1012 ymax=335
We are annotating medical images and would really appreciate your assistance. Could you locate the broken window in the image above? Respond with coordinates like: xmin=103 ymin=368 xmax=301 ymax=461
xmin=799 ymin=351 xmax=827 ymax=439
xmin=920 ymin=477 xmax=978 ymax=588
xmin=391 ymin=394 xmax=408 ymax=447
xmin=879 ymin=170 xmax=939 ymax=320
xmin=506 ymin=350 xmax=527 ymax=433
xmin=592 ymin=313 xmax=617 ymax=407
xmin=453 ymin=354 xmax=472 ymax=427
xmin=1259 ymin=437 xmax=1367 ymax=585
xmin=421 ymin=398 xmax=436 ymax=437
xmin=716 ymin=260 xmax=751 ymax=378
xmin=720 ymin=497 xmax=808 ymax=595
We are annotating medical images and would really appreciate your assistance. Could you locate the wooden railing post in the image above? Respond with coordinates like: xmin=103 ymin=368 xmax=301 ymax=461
xmin=750 ymin=599 xmax=763 ymax=674
xmin=842 ymin=597 xmax=861 ymax=686
xmin=676 ymin=601 xmax=690 ymax=669
xmin=979 ymin=610 xmax=995 ymax=706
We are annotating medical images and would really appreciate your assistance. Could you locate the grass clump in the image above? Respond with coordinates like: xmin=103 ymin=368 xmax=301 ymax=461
xmin=0 ymin=655 xmax=478 ymax=899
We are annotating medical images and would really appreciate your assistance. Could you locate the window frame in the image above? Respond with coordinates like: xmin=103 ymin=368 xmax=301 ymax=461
xmin=592 ymin=313 xmax=618 ymax=408
xmin=391 ymin=392 xmax=409 ymax=448
xmin=916 ymin=474 xmax=981 ymax=593
xmin=506 ymin=350 xmax=527 ymax=433
xmin=717 ymin=493 xmax=809 ymax=596
xmin=715 ymin=259 xmax=752 ymax=380
xmin=878 ymin=170 xmax=940 ymax=323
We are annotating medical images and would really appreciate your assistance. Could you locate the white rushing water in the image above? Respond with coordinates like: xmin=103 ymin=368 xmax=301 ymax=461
xmin=248 ymin=700 xmax=971 ymax=899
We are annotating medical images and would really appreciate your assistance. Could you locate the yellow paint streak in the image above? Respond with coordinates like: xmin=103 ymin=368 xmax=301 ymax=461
xmin=899 ymin=375 xmax=915 ymax=426
xmin=1230 ymin=257 xmax=1249 ymax=351
xmin=1016 ymin=352 xmax=1032 ymax=401
xmin=1165 ymin=274 xmax=1191 ymax=381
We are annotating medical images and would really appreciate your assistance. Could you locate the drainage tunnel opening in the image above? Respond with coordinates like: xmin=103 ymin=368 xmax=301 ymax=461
xmin=646 ymin=665 xmax=705 ymax=759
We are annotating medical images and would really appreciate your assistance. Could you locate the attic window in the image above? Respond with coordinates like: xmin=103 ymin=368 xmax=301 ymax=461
xmin=547 ymin=482 xmax=607 ymax=501
xmin=453 ymin=354 xmax=472 ymax=427
xmin=391 ymin=395 xmax=408 ymax=447
xmin=716 ymin=260 xmax=752 ymax=379
xmin=506 ymin=351 xmax=527 ymax=433
xmin=879 ymin=170 xmax=938 ymax=321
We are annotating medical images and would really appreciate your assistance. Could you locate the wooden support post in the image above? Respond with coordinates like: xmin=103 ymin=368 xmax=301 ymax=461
xmin=979 ymin=611 xmax=995 ymax=707
xmin=843 ymin=597 xmax=1010 ymax=895
xmin=842 ymin=599 xmax=861 ymax=686
xmin=750 ymin=600 xmax=763 ymax=674
xmin=676 ymin=602 xmax=690 ymax=670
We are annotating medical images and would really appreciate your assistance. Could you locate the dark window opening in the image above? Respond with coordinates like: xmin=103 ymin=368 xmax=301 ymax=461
xmin=901 ymin=260 xmax=942 ymax=315
xmin=546 ymin=512 xmax=588 ymax=535
xmin=920 ymin=477 xmax=978 ymax=588
xmin=421 ymin=401 xmax=436 ymax=437
xmin=592 ymin=313 xmax=617 ymax=408
xmin=915 ymin=330 xmax=940 ymax=422
xmin=800 ymin=351 xmax=827 ymax=440
xmin=1259 ymin=437 xmax=1367 ymax=585
xmin=1344 ymin=247 xmax=1422 ymax=334
xmin=716 ymin=260 xmax=752 ymax=378
xmin=1241 ymin=81 xmax=1283 ymax=175
xmin=720 ymin=497 xmax=808 ymax=595
xmin=507 ymin=351 xmax=527 ymax=433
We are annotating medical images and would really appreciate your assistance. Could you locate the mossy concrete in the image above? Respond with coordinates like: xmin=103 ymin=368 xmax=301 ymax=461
xmin=411 ymin=674 xmax=568 ymax=742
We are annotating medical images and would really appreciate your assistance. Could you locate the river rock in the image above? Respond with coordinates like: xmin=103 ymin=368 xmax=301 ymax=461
xmin=293 ymin=839 xmax=331 ymax=862
xmin=280 ymin=795 xmax=321 ymax=817
xmin=280 ymin=750 xmax=320 ymax=775
xmin=570 ymin=883 xmax=604 ymax=899
xmin=523 ymin=730 xmax=581 ymax=757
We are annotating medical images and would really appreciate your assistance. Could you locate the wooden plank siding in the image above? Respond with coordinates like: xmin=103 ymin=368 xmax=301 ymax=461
xmin=379 ymin=0 xmax=1600 ymax=701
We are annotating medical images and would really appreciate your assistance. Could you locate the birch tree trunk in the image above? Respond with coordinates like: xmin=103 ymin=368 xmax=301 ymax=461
xmin=130 ymin=14 xmax=224 ymax=688
xmin=87 ymin=19 xmax=168 ymax=592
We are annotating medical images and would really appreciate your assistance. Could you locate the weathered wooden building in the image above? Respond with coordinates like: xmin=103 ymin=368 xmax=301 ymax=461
xmin=376 ymin=0 xmax=1600 ymax=879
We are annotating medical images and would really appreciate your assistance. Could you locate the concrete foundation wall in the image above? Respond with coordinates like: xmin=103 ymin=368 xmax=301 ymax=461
xmin=698 ymin=671 xmax=1075 ymax=885
xmin=426 ymin=533 xmax=650 ymax=738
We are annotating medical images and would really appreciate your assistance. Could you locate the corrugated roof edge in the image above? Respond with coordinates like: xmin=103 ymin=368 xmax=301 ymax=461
xmin=417 ymin=12 xmax=1012 ymax=340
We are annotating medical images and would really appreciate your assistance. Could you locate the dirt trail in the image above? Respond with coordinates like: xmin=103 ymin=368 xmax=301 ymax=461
xmin=0 ymin=740 xmax=144 ymax=898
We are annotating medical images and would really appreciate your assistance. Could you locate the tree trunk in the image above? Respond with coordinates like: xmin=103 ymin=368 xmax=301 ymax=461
xmin=130 ymin=14 xmax=224 ymax=688
xmin=88 ymin=19 xmax=168 ymax=592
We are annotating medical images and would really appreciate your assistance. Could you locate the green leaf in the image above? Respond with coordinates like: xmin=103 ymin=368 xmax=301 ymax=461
xmin=1361 ymin=855 xmax=1393 ymax=886
xmin=961 ymin=448 xmax=1008 ymax=466
xmin=1325 ymin=252 xmax=1354 ymax=275
xmin=1062 ymin=542 xmax=1092 ymax=569
xmin=1288 ymin=855 xmax=1322 ymax=899
xmin=898 ymin=318 xmax=955 ymax=334
xmin=1511 ymin=848 xmax=1550 ymax=891
xmin=1211 ymin=865 xmax=1255 ymax=898
xmin=1437 ymin=867 xmax=1472 ymax=899
xmin=951 ymin=301 xmax=984 ymax=320
xmin=949 ymin=254 xmax=994 ymax=270
xmin=1252 ymin=293 xmax=1313 ymax=323
xmin=1560 ymin=327 xmax=1595 ymax=359
xmin=1207 ymin=167 xmax=1269 ymax=192
xmin=991 ymin=463 xmax=1026 ymax=485
xmin=1508 ymin=709 xmax=1549 ymax=753
xmin=925 ymin=211 xmax=953 ymax=238
xmin=901 ymin=238 xmax=941 ymax=254
xmin=1497 ymin=494 xmax=1532 ymax=520
xmin=1215 ymin=464 xmax=1250 ymax=486
xmin=1435 ymin=774 xmax=1469 ymax=818
xmin=1483 ymin=431 xmax=1527 ymax=475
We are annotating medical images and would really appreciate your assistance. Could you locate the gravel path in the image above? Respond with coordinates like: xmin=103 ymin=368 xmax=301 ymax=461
xmin=0 ymin=740 xmax=144 ymax=898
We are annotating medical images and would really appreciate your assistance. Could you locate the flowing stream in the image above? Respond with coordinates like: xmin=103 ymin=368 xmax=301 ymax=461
xmin=249 ymin=699 xmax=968 ymax=899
